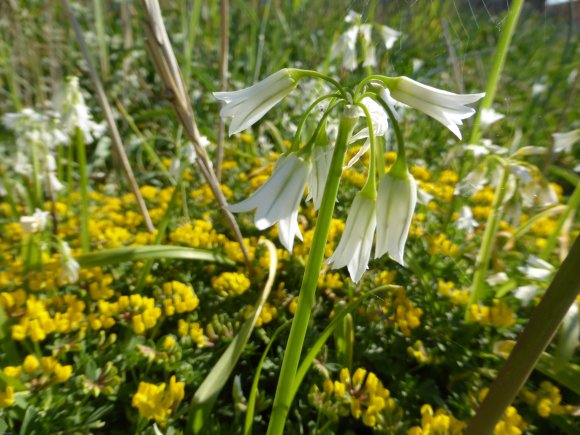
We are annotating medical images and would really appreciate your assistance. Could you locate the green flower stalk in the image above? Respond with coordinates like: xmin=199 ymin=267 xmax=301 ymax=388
xmin=214 ymin=69 xmax=484 ymax=433
xmin=267 ymin=105 xmax=359 ymax=435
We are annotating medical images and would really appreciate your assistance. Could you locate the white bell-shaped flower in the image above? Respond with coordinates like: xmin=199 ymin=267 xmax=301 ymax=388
xmin=227 ymin=153 xmax=310 ymax=251
xmin=552 ymin=130 xmax=580 ymax=153
xmin=385 ymin=77 xmax=485 ymax=139
xmin=375 ymin=170 xmax=417 ymax=266
xmin=326 ymin=192 xmax=376 ymax=283
xmin=214 ymin=69 xmax=300 ymax=136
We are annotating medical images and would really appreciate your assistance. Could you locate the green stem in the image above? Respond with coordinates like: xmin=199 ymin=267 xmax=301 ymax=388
xmin=355 ymin=102 xmax=376 ymax=196
xmin=93 ymin=0 xmax=109 ymax=80
xmin=76 ymin=128 xmax=90 ymax=252
xmin=184 ymin=0 xmax=202 ymax=88
xmin=267 ymin=106 xmax=359 ymax=435
xmin=66 ymin=141 xmax=74 ymax=209
xmin=30 ymin=141 xmax=42 ymax=209
xmin=540 ymin=181 xmax=580 ymax=260
xmin=468 ymin=0 xmax=524 ymax=146
xmin=252 ymin=0 xmax=273 ymax=83
xmin=467 ymin=166 xmax=510 ymax=315
xmin=292 ymin=94 xmax=340 ymax=151
xmin=466 ymin=236 xmax=580 ymax=434
xmin=376 ymin=98 xmax=407 ymax=176
xmin=292 ymin=69 xmax=350 ymax=100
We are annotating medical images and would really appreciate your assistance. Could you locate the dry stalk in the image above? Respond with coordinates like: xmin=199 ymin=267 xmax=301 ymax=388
xmin=140 ymin=0 xmax=252 ymax=271
xmin=63 ymin=0 xmax=155 ymax=233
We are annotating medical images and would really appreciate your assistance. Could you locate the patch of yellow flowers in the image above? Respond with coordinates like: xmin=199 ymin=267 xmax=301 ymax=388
xmin=132 ymin=375 xmax=185 ymax=425
xmin=310 ymin=367 xmax=400 ymax=429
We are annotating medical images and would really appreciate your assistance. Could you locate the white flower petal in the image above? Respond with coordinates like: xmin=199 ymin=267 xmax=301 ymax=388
xmin=214 ymin=69 xmax=298 ymax=135
xmin=375 ymin=172 xmax=417 ymax=266
xmin=327 ymin=193 xmax=376 ymax=283
xmin=388 ymin=77 xmax=484 ymax=140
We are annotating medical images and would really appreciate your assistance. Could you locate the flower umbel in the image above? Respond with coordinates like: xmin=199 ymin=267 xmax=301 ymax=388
xmin=228 ymin=153 xmax=310 ymax=251
xmin=214 ymin=69 xmax=300 ymax=135
xmin=384 ymin=76 xmax=485 ymax=139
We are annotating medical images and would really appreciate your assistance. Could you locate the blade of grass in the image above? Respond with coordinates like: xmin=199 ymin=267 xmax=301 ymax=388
xmin=244 ymin=321 xmax=291 ymax=435
xmin=467 ymin=236 xmax=580 ymax=434
xmin=76 ymin=245 xmax=233 ymax=268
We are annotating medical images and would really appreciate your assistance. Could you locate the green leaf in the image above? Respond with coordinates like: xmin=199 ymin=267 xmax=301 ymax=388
xmin=186 ymin=240 xmax=278 ymax=435
xmin=76 ymin=245 xmax=234 ymax=268
xmin=20 ymin=405 xmax=41 ymax=435
xmin=244 ymin=321 xmax=291 ymax=435
xmin=495 ymin=342 xmax=580 ymax=396
xmin=511 ymin=205 xmax=565 ymax=241
xmin=333 ymin=308 xmax=353 ymax=371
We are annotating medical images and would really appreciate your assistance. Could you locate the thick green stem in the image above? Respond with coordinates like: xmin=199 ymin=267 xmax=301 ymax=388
xmin=76 ymin=128 xmax=90 ymax=252
xmin=466 ymin=236 xmax=580 ymax=434
xmin=468 ymin=0 xmax=524 ymax=145
xmin=467 ymin=167 xmax=510 ymax=315
xmin=540 ymin=181 xmax=580 ymax=260
xmin=267 ymin=106 xmax=358 ymax=435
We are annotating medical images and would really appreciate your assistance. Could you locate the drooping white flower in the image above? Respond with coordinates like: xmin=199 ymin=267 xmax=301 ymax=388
xmin=307 ymin=143 xmax=333 ymax=210
xmin=214 ymin=69 xmax=300 ymax=136
xmin=552 ymin=130 xmax=580 ymax=153
xmin=359 ymin=24 xmax=376 ymax=67
xmin=227 ymin=153 xmax=310 ymax=251
xmin=60 ymin=240 xmax=80 ymax=284
xmin=327 ymin=192 xmax=376 ymax=283
xmin=455 ymin=206 xmax=478 ymax=233
xmin=332 ymin=26 xmax=359 ymax=71
xmin=19 ymin=208 xmax=50 ymax=234
xmin=486 ymin=272 xmax=509 ymax=286
xmin=54 ymin=76 xmax=105 ymax=143
xmin=183 ymin=136 xmax=210 ymax=164
xmin=532 ymin=82 xmax=547 ymax=96
xmin=346 ymin=97 xmax=388 ymax=169
xmin=518 ymin=256 xmax=554 ymax=281
xmin=514 ymin=285 xmax=541 ymax=306
xmin=455 ymin=164 xmax=487 ymax=196
xmin=384 ymin=77 xmax=485 ymax=139
xmin=538 ymin=182 xmax=559 ymax=208
xmin=378 ymin=25 xmax=402 ymax=50
xmin=464 ymin=140 xmax=507 ymax=157
xmin=480 ymin=108 xmax=504 ymax=127
xmin=375 ymin=171 xmax=417 ymax=266
xmin=331 ymin=12 xmax=401 ymax=72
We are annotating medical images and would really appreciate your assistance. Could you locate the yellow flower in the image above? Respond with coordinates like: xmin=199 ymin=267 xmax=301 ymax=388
xmin=212 ymin=272 xmax=251 ymax=297
xmin=132 ymin=376 xmax=185 ymax=424
xmin=0 ymin=386 xmax=15 ymax=408
xmin=54 ymin=363 xmax=73 ymax=383
xmin=23 ymin=355 xmax=40 ymax=374
xmin=2 ymin=365 xmax=21 ymax=378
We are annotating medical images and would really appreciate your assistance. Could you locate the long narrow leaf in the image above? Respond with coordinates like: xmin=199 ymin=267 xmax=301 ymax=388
xmin=76 ymin=246 xmax=234 ymax=268
xmin=244 ymin=321 xmax=291 ymax=435
xmin=186 ymin=239 xmax=277 ymax=435
xmin=495 ymin=342 xmax=580 ymax=396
